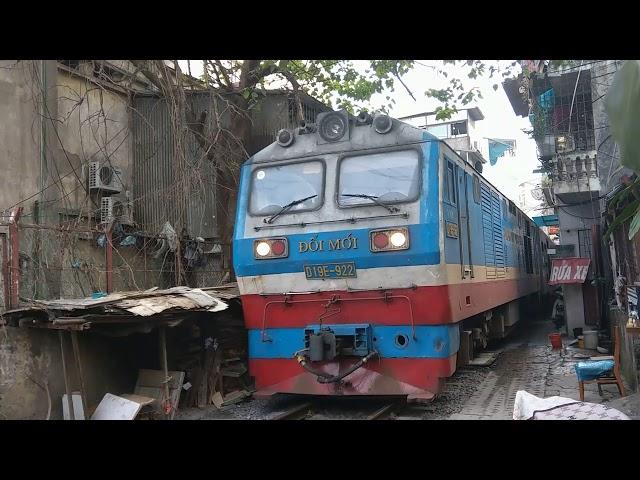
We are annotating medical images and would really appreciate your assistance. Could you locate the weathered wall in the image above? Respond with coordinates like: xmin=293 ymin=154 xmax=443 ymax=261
xmin=557 ymin=202 xmax=599 ymax=334
xmin=0 ymin=327 xmax=61 ymax=419
xmin=0 ymin=61 xmax=168 ymax=419
xmin=0 ymin=325 xmax=152 ymax=419
xmin=54 ymin=70 xmax=134 ymax=213
xmin=0 ymin=61 xmax=42 ymax=217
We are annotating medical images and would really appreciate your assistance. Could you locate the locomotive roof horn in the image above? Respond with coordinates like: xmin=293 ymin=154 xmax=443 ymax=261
xmin=373 ymin=113 xmax=393 ymax=134
xmin=356 ymin=111 xmax=373 ymax=125
xmin=298 ymin=121 xmax=316 ymax=135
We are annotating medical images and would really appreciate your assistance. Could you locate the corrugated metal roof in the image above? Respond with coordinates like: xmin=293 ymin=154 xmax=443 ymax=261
xmin=29 ymin=286 xmax=229 ymax=314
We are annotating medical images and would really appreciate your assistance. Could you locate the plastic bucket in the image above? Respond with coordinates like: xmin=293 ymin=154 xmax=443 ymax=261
xmin=583 ymin=330 xmax=598 ymax=350
xmin=549 ymin=333 xmax=562 ymax=349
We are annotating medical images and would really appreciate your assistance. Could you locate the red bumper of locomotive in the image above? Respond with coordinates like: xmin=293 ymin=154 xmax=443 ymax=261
xmin=249 ymin=356 xmax=457 ymax=401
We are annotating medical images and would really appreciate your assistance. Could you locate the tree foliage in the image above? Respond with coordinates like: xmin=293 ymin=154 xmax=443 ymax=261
xmin=131 ymin=59 xmax=528 ymax=278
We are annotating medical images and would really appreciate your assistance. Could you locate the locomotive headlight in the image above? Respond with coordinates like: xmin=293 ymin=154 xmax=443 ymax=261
xmin=319 ymin=112 xmax=347 ymax=142
xmin=390 ymin=231 xmax=407 ymax=248
xmin=369 ymin=227 xmax=409 ymax=252
xmin=255 ymin=242 xmax=271 ymax=257
xmin=254 ymin=238 xmax=289 ymax=259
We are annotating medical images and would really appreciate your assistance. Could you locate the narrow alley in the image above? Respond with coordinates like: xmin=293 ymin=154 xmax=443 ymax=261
xmin=2 ymin=60 xmax=640 ymax=421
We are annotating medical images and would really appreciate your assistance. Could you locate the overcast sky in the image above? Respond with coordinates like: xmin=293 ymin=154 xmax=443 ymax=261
xmin=180 ymin=60 xmax=542 ymax=213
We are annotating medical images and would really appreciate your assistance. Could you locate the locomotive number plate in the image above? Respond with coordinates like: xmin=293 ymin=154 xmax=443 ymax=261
xmin=304 ymin=262 xmax=357 ymax=279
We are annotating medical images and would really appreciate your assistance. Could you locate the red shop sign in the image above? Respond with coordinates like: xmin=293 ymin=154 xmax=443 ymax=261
xmin=548 ymin=258 xmax=591 ymax=285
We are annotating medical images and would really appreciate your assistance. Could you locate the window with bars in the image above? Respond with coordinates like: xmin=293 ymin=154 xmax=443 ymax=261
xmin=531 ymin=70 xmax=595 ymax=152
xmin=578 ymin=229 xmax=593 ymax=259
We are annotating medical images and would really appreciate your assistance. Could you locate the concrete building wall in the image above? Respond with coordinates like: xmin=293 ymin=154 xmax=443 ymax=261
xmin=55 ymin=70 xmax=134 ymax=213
xmin=0 ymin=61 xmax=42 ymax=217
xmin=556 ymin=202 xmax=599 ymax=335
xmin=0 ymin=61 xmax=166 ymax=419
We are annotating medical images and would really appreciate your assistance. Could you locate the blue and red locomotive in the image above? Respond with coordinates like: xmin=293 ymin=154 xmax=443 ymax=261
xmin=233 ymin=110 xmax=552 ymax=400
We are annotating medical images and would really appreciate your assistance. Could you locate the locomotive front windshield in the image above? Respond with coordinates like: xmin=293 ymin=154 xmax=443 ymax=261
xmin=250 ymin=160 xmax=324 ymax=215
xmin=338 ymin=150 xmax=421 ymax=206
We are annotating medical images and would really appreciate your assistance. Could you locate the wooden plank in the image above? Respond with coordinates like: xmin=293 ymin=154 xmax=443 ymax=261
xmin=222 ymin=363 xmax=247 ymax=378
xmin=132 ymin=368 xmax=186 ymax=418
xmin=207 ymin=349 xmax=223 ymax=403
xmin=62 ymin=393 xmax=86 ymax=420
xmin=169 ymin=371 xmax=185 ymax=420
xmin=212 ymin=392 xmax=224 ymax=409
xmin=119 ymin=394 xmax=155 ymax=406
xmin=136 ymin=369 xmax=184 ymax=389
xmin=221 ymin=390 xmax=251 ymax=406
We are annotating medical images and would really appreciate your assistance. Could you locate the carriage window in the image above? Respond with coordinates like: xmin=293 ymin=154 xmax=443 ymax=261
xmin=338 ymin=150 xmax=420 ymax=206
xmin=473 ymin=175 xmax=481 ymax=204
xmin=444 ymin=161 xmax=456 ymax=205
xmin=249 ymin=160 xmax=324 ymax=215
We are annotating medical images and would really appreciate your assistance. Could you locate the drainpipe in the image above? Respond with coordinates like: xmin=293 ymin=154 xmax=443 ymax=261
xmin=105 ymin=224 xmax=113 ymax=294
xmin=32 ymin=60 xmax=47 ymax=301
xmin=9 ymin=207 xmax=23 ymax=309
xmin=2 ymin=233 xmax=9 ymax=309
xmin=40 ymin=60 xmax=46 ymax=214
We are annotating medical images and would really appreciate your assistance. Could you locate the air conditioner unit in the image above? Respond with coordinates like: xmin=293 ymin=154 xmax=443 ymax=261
xmin=100 ymin=195 xmax=133 ymax=225
xmin=88 ymin=162 xmax=123 ymax=193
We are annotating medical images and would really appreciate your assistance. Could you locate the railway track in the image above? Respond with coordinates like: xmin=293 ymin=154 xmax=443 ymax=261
xmin=267 ymin=398 xmax=408 ymax=420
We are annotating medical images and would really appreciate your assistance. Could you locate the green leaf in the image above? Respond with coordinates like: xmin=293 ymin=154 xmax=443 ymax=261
xmin=604 ymin=198 xmax=640 ymax=239
xmin=607 ymin=61 xmax=640 ymax=173
xmin=607 ymin=179 xmax=637 ymax=211
xmin=629 ymin=207 xmax=640 ymax=240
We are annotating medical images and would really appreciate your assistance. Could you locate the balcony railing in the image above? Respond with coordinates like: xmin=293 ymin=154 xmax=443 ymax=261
xmin=549 ymin=152 xmax=600 ymax=198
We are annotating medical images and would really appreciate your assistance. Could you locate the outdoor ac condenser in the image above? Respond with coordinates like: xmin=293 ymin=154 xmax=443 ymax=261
xmin=100 ymin=195 xmax=134 ymax=225
xmin=88 ymin=161 xmax=124 ymax=193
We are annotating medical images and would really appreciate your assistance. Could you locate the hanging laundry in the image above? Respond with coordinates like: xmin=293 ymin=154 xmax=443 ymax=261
xmin=488 ymin=138 xmax=516 ymax=166
xmin=537 ymin=89 xmax=555 ymax=110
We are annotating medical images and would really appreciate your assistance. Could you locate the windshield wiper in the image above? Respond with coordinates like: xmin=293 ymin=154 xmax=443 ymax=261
xmin=264 ymin=195 xmax=318 ymax=224
xmin=340 ymin=193 xmax=399 ymax=213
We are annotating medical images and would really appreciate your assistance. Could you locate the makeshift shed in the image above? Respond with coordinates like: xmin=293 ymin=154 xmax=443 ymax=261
xmin=3 ymin=283 xmax=249 ymax=419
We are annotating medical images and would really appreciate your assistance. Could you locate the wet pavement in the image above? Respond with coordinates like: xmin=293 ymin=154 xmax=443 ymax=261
xmin=449 ymin=318 xmax=631 ymax=419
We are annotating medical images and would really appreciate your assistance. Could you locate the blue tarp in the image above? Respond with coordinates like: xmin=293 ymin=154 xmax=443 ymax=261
xmin=488 ymin=139 xmax=515 ymax=166
xmin=575 ymin=360 xmax=615 ymax=382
